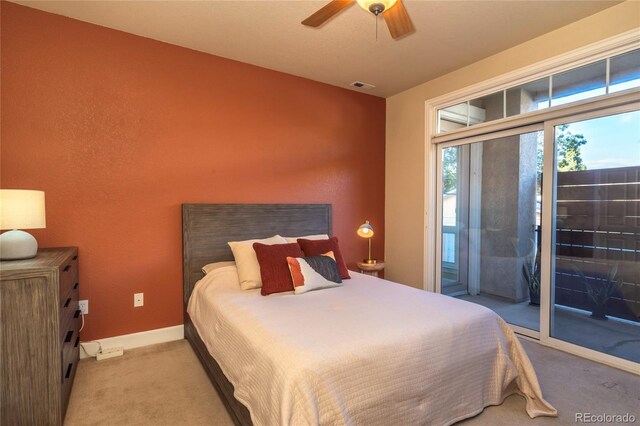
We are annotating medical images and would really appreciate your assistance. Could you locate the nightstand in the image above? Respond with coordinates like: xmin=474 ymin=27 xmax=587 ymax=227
xmin=357 ymin=261 xmax=385 ymax=277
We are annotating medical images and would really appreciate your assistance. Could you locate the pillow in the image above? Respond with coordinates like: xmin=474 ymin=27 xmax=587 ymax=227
xmin=228 ymin=235 xmax=287 ymax=290
xmin=284 ymin=234 xmax=329 ymax=244
xmin=253 ymin=242 xmax=305 ymax=296
xmin=201 ymin=261 xmax=236 ymax=275
xmin=287 ymin=252 xmax=342 ymax=295
xmin=297 ymin=237 xmax=350 ymax=279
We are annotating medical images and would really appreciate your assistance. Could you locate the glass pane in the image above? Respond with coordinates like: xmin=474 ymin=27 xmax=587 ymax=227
xmin=440 ymin=131 xmax=544 ymax=331
xmin=469 ymin=91 xmax=503 ymax=125
xmin=438 ymin=103 xmax=469 ymax=134
xmin=506 ymin=77 xmax=550 ymax=116
xmin=551 ymin=60 xmax=606 ymax=107
xmin=610 ymin=49 xmax=640 ymax=93
xmin=441 ymin=146 xmax=464 ymax=292
xmin=551 ymin=110 xmax=640 ymax=363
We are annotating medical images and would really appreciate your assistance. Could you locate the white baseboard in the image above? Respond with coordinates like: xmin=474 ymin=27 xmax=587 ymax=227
xmin=80 ymin=324 xmax=184 ymax=359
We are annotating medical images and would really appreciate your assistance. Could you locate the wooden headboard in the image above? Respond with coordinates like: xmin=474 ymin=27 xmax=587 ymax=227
xmin=182 ymin=203 xmax=332 ymax=309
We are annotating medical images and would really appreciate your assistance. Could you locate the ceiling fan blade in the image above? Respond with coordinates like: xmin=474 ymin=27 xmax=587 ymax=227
xmin=384 ymin=0 xmax=415 ymax=39
xmin=302 ymin=0 xmax=354 ymax=27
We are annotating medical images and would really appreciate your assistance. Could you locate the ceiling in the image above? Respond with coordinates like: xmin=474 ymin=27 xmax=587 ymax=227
xmin=14 ymin=0 xmax=621 ymax=98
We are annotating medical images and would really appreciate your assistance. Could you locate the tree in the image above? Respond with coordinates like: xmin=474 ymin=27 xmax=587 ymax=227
xmin=537 ymin=124 xmax=588 ymax=175
xmin=442 ymin=147 xmax=458 ymax=194
xmin=556 ymin=124 xmax=588 ymax=171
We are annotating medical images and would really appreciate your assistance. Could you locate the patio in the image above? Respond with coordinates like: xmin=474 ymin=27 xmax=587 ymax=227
xmin=459 ymin=293 xmax=640 ymax=363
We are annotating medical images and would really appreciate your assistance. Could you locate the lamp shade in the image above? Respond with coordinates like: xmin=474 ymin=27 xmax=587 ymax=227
xmin=357 ymin=220 xmax=374 ymax=238
xmin=0 ymin=190 xmax=46 ymax=230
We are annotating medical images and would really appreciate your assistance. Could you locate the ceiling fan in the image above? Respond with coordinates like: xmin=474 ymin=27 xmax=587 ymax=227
xmin=302 ymin=0 xmax=415 ymax=40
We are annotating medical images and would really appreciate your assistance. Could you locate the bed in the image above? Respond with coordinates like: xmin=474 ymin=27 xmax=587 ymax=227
xmin=182 ymin=203 xmax=556 ymax=425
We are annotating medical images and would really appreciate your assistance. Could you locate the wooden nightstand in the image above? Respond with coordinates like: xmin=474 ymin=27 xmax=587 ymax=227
xmin=357 ymin=261 xmax=385 ymax=277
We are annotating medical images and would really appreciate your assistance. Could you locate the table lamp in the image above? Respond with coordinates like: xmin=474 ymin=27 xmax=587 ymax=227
xmin=0 ymin=190 xmax=46 ymax=260
xmin=357 ymin=220 xmax=376 ymax=264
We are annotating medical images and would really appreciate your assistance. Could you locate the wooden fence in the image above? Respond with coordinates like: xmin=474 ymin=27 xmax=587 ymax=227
xmin=554 ymin=165 xmax=640 ymax=322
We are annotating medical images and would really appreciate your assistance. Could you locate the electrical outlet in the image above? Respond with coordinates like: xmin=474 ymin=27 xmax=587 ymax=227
xmin=79 ymin=300 xmax=89 ymax=315
xmin=134 ymin=293 xmax=144 ymax=307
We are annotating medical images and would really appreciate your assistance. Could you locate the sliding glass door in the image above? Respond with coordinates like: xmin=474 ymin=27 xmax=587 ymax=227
xmin=438 ymin=128 xmax=543 ymax=333
xmin=436 ymin=105 xmax=640 ymax=368
xmin=549 ymin=109 xmax=640 ymax=363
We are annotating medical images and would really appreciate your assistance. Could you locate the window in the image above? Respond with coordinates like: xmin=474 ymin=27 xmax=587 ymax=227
xmin=610 ymin=49 xmax=640 ymax=93
xmin=437 ymin=49 xmax=640 ymax=134
xmin=551 ymin=60 xmax=606 ymax=107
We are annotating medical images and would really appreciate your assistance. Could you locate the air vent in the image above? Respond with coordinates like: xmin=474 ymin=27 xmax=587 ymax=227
xmin=350 ymin=81 xmax=376 ymax=90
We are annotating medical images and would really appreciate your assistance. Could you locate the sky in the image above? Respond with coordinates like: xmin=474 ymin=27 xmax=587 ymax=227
xmin=540 ymin=77 xmax=640 ymax=170
xmin=566 ymin=109 xmax=640 ymax=170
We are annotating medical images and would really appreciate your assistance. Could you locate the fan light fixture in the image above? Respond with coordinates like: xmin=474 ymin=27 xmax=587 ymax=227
xmin=301 ymin=0 xmax=414 ymax=40
xmin=356 ymin=0 xmax=398 ymax=15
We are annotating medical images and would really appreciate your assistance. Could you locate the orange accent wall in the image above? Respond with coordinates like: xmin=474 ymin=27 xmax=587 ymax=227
xmin=0 ymin=2 xmax=385 ymax=340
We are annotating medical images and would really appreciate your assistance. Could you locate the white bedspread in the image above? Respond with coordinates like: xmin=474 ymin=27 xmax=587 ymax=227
xmin=187 ymin=266 xmax=556 ymax=426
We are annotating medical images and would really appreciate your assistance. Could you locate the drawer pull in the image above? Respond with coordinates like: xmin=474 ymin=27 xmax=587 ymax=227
xmin=73 ymin=255 xmax=78 ymax=260
xmin=65 ymin=363 xmax=73 ymax=379
xmin=73 ymin=282 xmax=79 ymax=290
xmin=64 ymin=298 xmax=71 ymax=308
xmin=75 ymin=336 xmax=80 ymax=348
xmin=64 ymin=330 xmax=73 ymax=343
xmin=63 ymin=264 xmax=71 ymax=272
xmin=74 ymin=309 xmax=81 ymax=318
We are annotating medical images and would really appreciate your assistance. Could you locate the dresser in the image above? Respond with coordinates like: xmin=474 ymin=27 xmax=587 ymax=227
xmin=0 ymin=247 xmax=80 ymax=425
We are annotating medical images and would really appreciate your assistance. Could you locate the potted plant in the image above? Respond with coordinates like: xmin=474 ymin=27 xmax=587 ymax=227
xmin=522 ymin=251 xmax=541 ymax=305
xmin=572 ymin=263 xmax=623 ymax=320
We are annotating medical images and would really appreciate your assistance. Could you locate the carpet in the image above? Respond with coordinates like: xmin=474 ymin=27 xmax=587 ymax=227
xmin=64 ymin=338 xmax=639 ymax=425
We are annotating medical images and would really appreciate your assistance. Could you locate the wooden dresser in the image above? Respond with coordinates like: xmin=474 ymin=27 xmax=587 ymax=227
xmin=0 ymin=247 xmax=80 ymax=425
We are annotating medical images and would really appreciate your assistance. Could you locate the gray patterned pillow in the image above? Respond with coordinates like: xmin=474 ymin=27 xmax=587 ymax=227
xmin=286 ymin=251 xmax=343 ymax=294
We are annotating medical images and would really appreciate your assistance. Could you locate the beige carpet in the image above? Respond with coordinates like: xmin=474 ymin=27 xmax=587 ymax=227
xmin=65 ymin=339 xmax=639 ymax=425
xmin=66 ymin=341 xmax=233 ymax=425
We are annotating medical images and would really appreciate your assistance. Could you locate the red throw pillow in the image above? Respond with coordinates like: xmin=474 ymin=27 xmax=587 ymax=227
xmin=254 ymin=242 xmax=305 ymax=296
xmin=297 ymin=237 xmax=350 ymax=279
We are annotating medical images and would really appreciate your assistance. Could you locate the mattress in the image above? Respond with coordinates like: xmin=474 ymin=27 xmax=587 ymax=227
xmin=187 ymin=265 xmax=556 ymax=426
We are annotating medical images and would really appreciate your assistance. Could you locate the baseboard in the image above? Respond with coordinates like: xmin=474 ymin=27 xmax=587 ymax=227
xmin=80 ymin=324 xmax=184 ymax=359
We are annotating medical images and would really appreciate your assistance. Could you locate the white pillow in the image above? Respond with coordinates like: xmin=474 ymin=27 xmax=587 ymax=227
xmin=202 ymin=261 xmax=236 ymax=275
xmin=284 ymin=234 xmax=329 ymax=243
xmin=228 ymin=235 xmax=287 ymax=290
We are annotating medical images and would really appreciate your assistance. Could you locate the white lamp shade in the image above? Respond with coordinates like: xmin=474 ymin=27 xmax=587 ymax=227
xmin=357 ymin=221 xmax=374 ymax=238
xmin=0 ymin=190 xmax=46 ymax=230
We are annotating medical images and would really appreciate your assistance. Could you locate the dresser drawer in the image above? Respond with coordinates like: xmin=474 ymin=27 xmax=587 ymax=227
xmin=60 ymin=291 xmax=80 ymax=341
xmin=59 ymin=255 xmax=78 ymax=301
xmin=61 ymin=314 xmax=81 ymax=382
xmin=61 ymin=336 xmax=79 ymax=420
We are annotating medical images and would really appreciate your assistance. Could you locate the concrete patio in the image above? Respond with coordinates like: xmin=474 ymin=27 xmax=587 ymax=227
xmin=459 ymin=293 xmax=640 ymax=363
